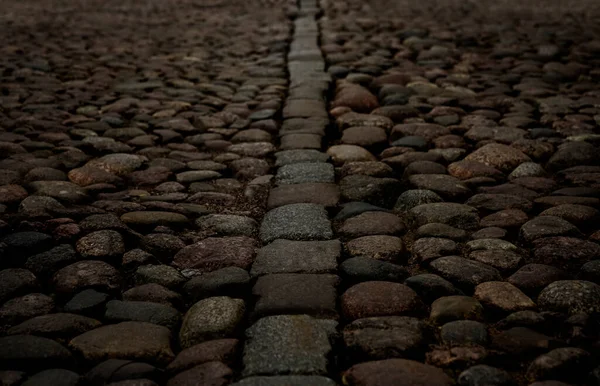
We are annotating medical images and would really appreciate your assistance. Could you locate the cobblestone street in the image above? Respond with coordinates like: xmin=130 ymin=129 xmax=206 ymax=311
xmin=1 ymin=0 xmax=600 ymax=384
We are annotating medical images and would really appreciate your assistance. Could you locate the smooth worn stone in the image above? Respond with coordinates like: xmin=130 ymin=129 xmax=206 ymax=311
xmin=252 ymin=274 xmax=339 ymax=319
xmin=537 ymin=280 xmax=600 ymax=315
xmin=480 ymin=209 xmax=529 ymax=228
xmin=344 ymin=316 xmax=427 ymax=361
xmin=179 ymin=297 xmax=245 ymax=348
xmin=183 ymin=267 xmax=250 ymax=303
xmin=474 ymin=282 xmax=535 ymax=313
xmin=342 ymin=359 xmax=453 ymax=386
xmin=123 ymin=284 xmax=182 ymax=308
xmin=227 ymin=142 xmax=275 ymax=158
xmin=63 ymin=289 xmax=109 ymax=316
xmin=7 ymin=312 xmax=100 ymax=339
xmin=458 ymin=365 xmax=515 ymax=386
xmin=539 ymin=204 xmax=599 ymax=227
xmin=167 ymin=339 xmax=238 ymax=373
xmin=242 ymin=315 xmax=336 ymax=376
xmin=135 ymin=265 xmax=186 ymax=289
xmin=466 ymin=239 xmax=516 ymax=252
xmin=83 ymin=358 xmax=160 ymax=385
xmin=412 ymin=237 xmax=457 ymax=263
xmin=340 ymin=256 xmax=408 ymax=284
xmin=508 ymin=264 xmax=568 ymax=295
xmin=31 ymin=181 xmax=90 ymax=203
xmin=231 ymin=376 xmax=336 ymax=386
xmin=466 ymin=194 xmax=532 ymax=213
xmin=19 ymin=196 xmax=65 ymax=217
xmin=120 ymin=211 xmax=189 ymax=227
xmin=465 ymin=143 xmax=531 ymax=173
xmin=260 ymin=204 xmax=333 ymax=243
xmin=274 ymin=150 xmax=329 ymax=166
xmin=335 ymin=202 xmax=390 ymax=221
xmin=176 ymin=171 xmax=221 ymax=183
xmin=497 ymin=310 xmax=546 ymax=330
xmin=0 ymin=293 xmax=55 ymax=327
xmin=267 ymin=183 xmax=340 ymax=209
xmin=441 ymin=320 xmax=488 ymax=347
xmin=346 ymin=235 xmax=405 ymax=262
xmin=469 ymin=250 xmax=523 ymax=273
xmin=173 ymin=236 xmax=257 ymax=272
xmin=76 ymin=230 xmax=125 ymax=260
xmin=338 ymin=212 xmax=406 ymax=237
xmin=332 ymin=83 xmax=379 ymax=112
xmin=68 ymin=165 xmax=123 ymax=187
xmin=0 ymin=269 xmax=38 ymax=303
xmin=251 ymin=239 xmax=340 ymax=277
xmin=492 ymin=327 xmax=558 ymax=356
xmin=140 ymin=234 xmax=185 ymax=261
xmin=526 ymin=348 xmax=592 ymax=383
xmin=430 ymin=296 xmax=484 ymax=324
xmin=341 ymin=281 xmax=423 ymax=320
xmin=408 ymin=174 xmax=471 ymax=199
xmin=2 ymin=231 xmax=53 ymax=261
xmin=196 ymin=215 xmax=258 ymax=238
xmin=327 ymin=145 xmax=377 ymax=166
xmin=430 ymin=256 xmax=502 ymax=291
xmin=390 ymin=123 xmax=450 ymax=141
xmin=336 ymin=112 xmax=394 ymax=131
xmin=0 ymin=335 xmax=73 ymax=371
xmin=21 ymin=369 xmax=80 ymax=386
xmin=0 ymin=184 xmax=28 ymax=204
xmin=520 ymin=216 xmax=580 ymax=242
xmin=341 ymin=126 xmax=387 ymax=148
xmin=69 ymin=322 xmax=174 ymax=365
xmin=339 ymin=162 xmax=394 ymax=178
xmin=340 ymin=175 xmax=401 ymax=208
xmin=275 ymin=163 xmax=334 ymax=185
xmin=448 ymin=160 xmax=505 ymax=180
xmin=410 ymin=203 xmax=479 ymax=229
xmin=404 ymin=274 xmax=462 ymax=304
xmin=472 ymin=227 xmax=509 ymax=240
xmin=509 ymin=162 xmax=547 ymax=180
xmin=415 ymin=223 xmax=467 ymax=240
xmin=104 ymin=300 xmax=180 ymax=329
xmin=52 ymin=261 xmax=121 ymax=294
xmin=546 ymin=141 xmax=600 ymax=172
xmin=391 ymin=136 xmax=428 ymax=150
xmin=87 ymin=154 xmax=145 ymax=176
xmin=165 ymin=361 xmax=232 ymax=386
xmin=580 ymin=260 xmax=600 ymax=282
xmin=394 ymin=189 xmax=443 ymax=212
xmin=25 ymin=245 xmax=78 ymax=277
xmin=532 ymin=236 xmax=600 ymax=269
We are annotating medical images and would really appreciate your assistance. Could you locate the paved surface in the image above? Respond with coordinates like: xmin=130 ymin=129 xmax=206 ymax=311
xmin=1 ymin=0 xmax=600 ymax=384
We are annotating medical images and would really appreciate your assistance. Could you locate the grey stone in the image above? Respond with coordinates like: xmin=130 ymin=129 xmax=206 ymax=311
xmin=537 ymin=280 xmax=600 ymax=315
xmin=104 ymin=300 xmax=181 ymax=329
xmin=458 ymin=365 xmax=515 ymax=386
xmin=430 ymin=256 xmax=502 ymax=290
xmin=183 ymin=267 xmax=250 ymax=303
xmin=179 ymin=297 xmax=245 ymax=348
xmin=242 ymin=315 xmax=336 ymax=376
xmin=196 ymin=215 xmax=258 ymax=237
xmin=251 ymin=239 xmax=340 ymax=277
xmin=394 ymin=190 xmax=443 ymax=212
xmin=275 ymin=163 xmax=334 ymax=185
xmin=274 ymin=150 xmax=329 ymax=166
xmin=410 ymin=203 xmax=479 ymax=229
xmin=260 ymin=204 xmax=332 ymax=243
xmin=441 ymin=320 xmax=488 ymax=347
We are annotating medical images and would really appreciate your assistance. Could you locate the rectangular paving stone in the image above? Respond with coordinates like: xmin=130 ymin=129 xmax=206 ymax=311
xmin=259 ymin=203 xmax=333 ymax=243
xmin=251 ymin=239 xmax=340 ymax=277
xmin=267 ymin=183 xmax=340 ymax=209
xmin=275 ymin=150 xmax=329 ymax=166
xmin=252 ymin=274 xmax=340 ymax=319
xmin=242 ymin=315 xmax=337 ymax=376
xmin=279 ymin=134 xmax=322 ymax=150
xmin=275 ymin=163 xmax=334 ymax=185
xmin=282 ymin=99 xmax=328 ymax=119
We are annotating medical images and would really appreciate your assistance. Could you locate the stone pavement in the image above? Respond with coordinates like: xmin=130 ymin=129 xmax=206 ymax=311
xmin=1 ymin=0 xmax=600 ymax=384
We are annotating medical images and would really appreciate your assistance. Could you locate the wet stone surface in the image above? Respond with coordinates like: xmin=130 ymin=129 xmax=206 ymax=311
xmin=1 ymin=0 xmax=600 ymax=383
